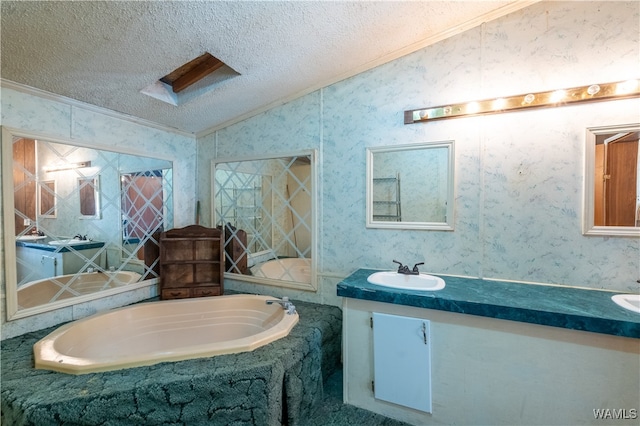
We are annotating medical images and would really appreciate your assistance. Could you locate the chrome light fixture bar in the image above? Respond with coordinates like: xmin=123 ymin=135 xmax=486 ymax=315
xmin=404 ymin=79 xmax=640 ymax=124
xmin=43 ymin=161 xmax=91 ymax=172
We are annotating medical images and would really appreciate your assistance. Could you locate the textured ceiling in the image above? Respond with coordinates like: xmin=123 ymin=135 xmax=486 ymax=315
xmin=1 ymin=1 xmax=532 ymax=135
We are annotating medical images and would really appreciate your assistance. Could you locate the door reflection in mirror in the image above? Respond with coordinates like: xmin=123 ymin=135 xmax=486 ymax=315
xmin=121 ymin=170 xmax=171 ymax=263
xmin=78 ymin=177 xmax=99 ymax=218
xmin=584 ymin=123 xmax=640 ymax=236
xmin=39 ymin=180 xmax=56 ymax=218
xmin=594 ymin=131 xmax=639 ymax=226
xmin=213 ymin=152 xmax=316 ymax=291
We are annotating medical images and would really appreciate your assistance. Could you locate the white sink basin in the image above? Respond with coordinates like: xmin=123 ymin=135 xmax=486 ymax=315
xmin=367 ymin=271 xmax=445 ymax=291
xmin=17 ymin=235 xmax=46 ymax=241
xmin=611 ymin=294 xmax=640 ymax=314
xmin=49 ymin=239 xmax=88 ymax=246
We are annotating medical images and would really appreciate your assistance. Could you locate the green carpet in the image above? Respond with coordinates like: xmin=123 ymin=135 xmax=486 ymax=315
xmin=1 ymin=300 xmax=341 ymax=425
xmin=313 ymin=369 xmax=413 ymax=426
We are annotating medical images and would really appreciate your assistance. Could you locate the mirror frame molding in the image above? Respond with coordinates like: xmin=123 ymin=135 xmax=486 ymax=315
xmin=582 ymin=123 xmax=640 ymax=237
xmin=366 ymin=141 xmax=455 ymax=230
xmin=1 ymin=126 xmax=169 ymax=320
xmin=211 ymin=149 xmax=318 ymax=292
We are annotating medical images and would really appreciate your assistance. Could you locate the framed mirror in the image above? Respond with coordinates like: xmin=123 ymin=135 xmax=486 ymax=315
xmin=78 ymin=176 xmax=100 ymax=219
xmin=2 ymin=127 xmax=174 ymax=320
xmin=38 ymin=180 xmax=56 ymax=218
xmin=212 ymin=151 xmax=317 ymax=291
xmin=583 ymin=123 xmax=640 ymax=237
xmin=366 ymin=141 xmax=455 ymax=230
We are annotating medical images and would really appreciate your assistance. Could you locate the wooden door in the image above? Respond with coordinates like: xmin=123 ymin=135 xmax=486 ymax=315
xmin=13 ymin=138 xmax=36 ymax=235
xmin=605 ymin=139 xmax=638 ymax=226
xmin=122 ymin=174 xmax=164 ymax=260
xmin=123 ymin=175 xmax=163 ymax=238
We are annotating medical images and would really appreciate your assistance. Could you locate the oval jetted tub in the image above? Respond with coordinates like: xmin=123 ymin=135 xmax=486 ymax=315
xmin=34 ymin=294 xmax=299 ymax=374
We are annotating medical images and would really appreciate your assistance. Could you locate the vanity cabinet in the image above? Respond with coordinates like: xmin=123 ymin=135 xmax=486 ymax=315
xmin=159 ymin=225 xmax=224 ymax=300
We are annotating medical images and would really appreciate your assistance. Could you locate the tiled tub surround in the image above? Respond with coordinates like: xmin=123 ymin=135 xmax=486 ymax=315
xmin=339 ymin=269 xmax=640 ymax=425
xmin=1 ymin=299 xmax=342 ymax=426
xmin=338 ymin=269 xmax=640 ymax=338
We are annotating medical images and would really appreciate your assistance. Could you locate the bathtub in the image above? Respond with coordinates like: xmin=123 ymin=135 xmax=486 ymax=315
xmin=34 ymin=294 xmax=299 ymax=374
xmin=17 ymin=271 xmax=141 ymax=309
xmin=251 ymin=258 xmax=311 ymax=283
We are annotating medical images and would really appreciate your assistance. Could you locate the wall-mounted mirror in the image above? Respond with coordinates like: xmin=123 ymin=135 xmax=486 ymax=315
xmin=583 ymin=123 xmax=640 ymax=237
xmin=212 ymin=151 xmax=317 ymax=291
xmin=39 ymin=180 xmax=56 ymax=218
xmin=2 ymin=127 xmax=174 ymax=320
xmin=366 ymin=141 xmax=455 ymax=230
xmin=78 ymin=176 xmax=100 ymax=219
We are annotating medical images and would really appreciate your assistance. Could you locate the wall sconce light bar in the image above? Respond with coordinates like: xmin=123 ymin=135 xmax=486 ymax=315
xmin=43 ymin=161 xmax=92 ymax=172
xmin=404 ymin=79 xmax=640 ymax=124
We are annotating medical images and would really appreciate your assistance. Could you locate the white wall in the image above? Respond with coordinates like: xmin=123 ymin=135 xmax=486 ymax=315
xmin=1 ymin=85 xmax=197 ymax=338
xmin=197 ymin=1 xmax=640 ymax=305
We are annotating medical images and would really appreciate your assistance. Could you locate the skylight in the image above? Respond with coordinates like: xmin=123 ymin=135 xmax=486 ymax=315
xmin=141 ymin=52 xmax=239 ymax=106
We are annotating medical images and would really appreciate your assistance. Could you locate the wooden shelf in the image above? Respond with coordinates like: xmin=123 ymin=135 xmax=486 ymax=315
xmin=159 ymin=225 xmax=224 ymax=300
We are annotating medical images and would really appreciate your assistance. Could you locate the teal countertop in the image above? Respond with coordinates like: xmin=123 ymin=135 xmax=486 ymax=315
xmin=337 ymin=269 xmax=640 ymax=338
xmin=16 ymin=240 xmax=105 ymax=252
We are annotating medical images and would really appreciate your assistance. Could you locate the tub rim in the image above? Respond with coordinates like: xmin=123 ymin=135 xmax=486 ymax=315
xmin=33 ymin=294 xmax=299 ymax=374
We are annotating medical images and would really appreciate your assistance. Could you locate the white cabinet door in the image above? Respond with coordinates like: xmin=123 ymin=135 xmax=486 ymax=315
xmin=373 ymin=312 xmax=432 ymax=413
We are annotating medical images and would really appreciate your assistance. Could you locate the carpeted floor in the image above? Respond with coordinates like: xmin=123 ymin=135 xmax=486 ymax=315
xmin=308 ymin=368 xmax=411 ymax=426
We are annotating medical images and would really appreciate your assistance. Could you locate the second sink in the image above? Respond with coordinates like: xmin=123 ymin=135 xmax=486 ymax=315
xmin=612 ymin=294 xmax=640 ymax=314
xmin=367 ymin=271 xmax=445 ymax=291
xmin=49 ymin=239 xmax=89 ymax=246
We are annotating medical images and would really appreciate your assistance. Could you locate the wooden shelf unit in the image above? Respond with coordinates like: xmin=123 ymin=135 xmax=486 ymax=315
xmin=159 ymin=225 xmax=224 ymax=300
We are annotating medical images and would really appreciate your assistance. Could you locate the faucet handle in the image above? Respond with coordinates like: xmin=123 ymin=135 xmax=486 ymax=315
xmin=392 ymin=259 xmax=404 ymax=272
xmin=412 ymin=262 xmax=425 ymax=273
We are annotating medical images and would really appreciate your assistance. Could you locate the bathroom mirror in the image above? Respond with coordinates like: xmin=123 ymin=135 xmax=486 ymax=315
xmin=78 ymin=176 xmax=100 ymax=219
xmin=212 ymin=151 xmax=317 ymax=291
xmin=366 ymin=141 xmax=455 ymax=230
xmin=583 ymin=123 xmax=640 ymax=236
xmin=2 ymin=127 xmax=174 ymax=320
xmin=39 ymin=180 xmax=56 ymax=218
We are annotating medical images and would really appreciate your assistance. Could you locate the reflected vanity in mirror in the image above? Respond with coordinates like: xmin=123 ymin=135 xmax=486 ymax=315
xmin=212 ymin=151 xmax=317 ymax=291
xmin=366 ymin=141 xmax=455 ymax=230
xmin=583 ymin=123 xmax=640 ymax=236
xmin=2 ymin=127 xmax=174 ymax=319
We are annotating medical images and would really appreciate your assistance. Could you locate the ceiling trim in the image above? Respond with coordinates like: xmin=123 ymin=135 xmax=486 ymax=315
xmin=196 ymin=0 xmax=540 ymax=139
xmin=1 ymin=79 xmax=195 ymax=138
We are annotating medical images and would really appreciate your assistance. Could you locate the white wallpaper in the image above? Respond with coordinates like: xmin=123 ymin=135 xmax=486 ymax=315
xmin=200 ymin=1 xmax=640 ymax=305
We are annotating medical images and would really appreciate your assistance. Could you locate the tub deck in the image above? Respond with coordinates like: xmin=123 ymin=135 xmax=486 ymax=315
xmin=1 ymin=298 xmax=342 ymax=426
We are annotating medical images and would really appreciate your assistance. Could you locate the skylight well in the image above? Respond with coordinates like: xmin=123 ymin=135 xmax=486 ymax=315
xmin=141 ymin=52 xmax=239 ymax=106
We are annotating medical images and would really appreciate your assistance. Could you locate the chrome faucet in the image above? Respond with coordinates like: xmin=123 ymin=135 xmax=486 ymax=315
xmin=393 ymin=260 xmax=424 ymax=275
xmin=74 ymin=234 xmax=87 ymax=240
xmin=266 ymin=296 xmax=297 ymax=315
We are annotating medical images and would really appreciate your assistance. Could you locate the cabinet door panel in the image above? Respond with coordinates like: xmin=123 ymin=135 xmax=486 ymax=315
xmin=373 ymin=312 xmax=432 ymax=413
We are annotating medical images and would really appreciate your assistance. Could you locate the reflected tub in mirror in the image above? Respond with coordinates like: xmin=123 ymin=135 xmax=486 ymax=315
xmin=18 ymin=271 xmax=142 ymax=310
xmin=212 ymin=151 xmax=317 ymax=291
xmin=1 ymin=127 xmax=174 ymax=320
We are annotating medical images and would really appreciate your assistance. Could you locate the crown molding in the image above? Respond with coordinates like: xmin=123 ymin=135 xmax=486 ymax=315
xmin=1 ymin=79 xmax=195 ymax=139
